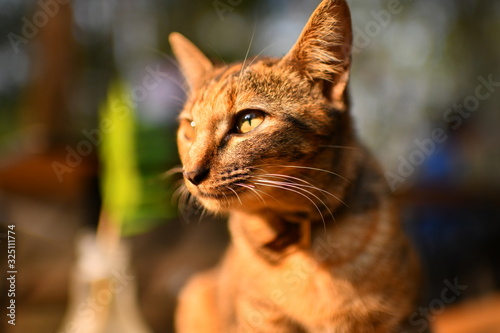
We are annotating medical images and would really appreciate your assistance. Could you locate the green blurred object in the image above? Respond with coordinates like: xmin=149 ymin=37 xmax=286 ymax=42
xmin=99 ymin=81 xmax=177 ymax=236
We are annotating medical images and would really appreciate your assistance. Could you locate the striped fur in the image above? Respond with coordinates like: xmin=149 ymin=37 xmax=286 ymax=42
xmin=170 ymin=1 xmax=422 ymax=332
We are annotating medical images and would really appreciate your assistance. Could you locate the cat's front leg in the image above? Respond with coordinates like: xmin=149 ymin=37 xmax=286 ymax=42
xmin=176 ymin=269 xmax=222 ymax=333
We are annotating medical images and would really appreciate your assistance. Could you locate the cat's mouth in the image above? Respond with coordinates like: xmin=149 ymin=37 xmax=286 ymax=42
xmin=196 ymin=183 xmax=246 ymax=199
xmin=185 ymin=168 xmax=253 ymax=203
xmin=192 ymin=184 xmax=249 ymax=212
xmin=187 ymin=177 xmax=254 ymax=209
xmin=197 ymin=190 xmax=231 ymax=199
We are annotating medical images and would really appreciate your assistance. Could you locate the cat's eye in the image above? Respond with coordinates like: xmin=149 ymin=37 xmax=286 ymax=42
xmin=181 ymin=119 xmax=195 ymax=141
xmin=235 ymin=110 xmax=265 ymax=134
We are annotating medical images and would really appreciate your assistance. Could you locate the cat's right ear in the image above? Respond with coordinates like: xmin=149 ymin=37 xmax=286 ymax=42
xmin=169 ymin=32 xmax=213 ymax=91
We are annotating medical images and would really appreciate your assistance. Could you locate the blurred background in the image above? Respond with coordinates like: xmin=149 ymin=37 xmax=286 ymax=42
xmin=0 ymin=0 xmax=499 ymax=332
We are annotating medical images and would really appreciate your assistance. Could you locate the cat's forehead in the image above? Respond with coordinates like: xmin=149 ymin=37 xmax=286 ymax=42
xmin=182 ymin=58 xmax=306 ymax=118
xmin=200 ymin=58 xmax=280 ymax=99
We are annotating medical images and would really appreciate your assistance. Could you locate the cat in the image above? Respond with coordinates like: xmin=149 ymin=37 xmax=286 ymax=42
xmin=170 ymin=0 xmax=423 ymax=332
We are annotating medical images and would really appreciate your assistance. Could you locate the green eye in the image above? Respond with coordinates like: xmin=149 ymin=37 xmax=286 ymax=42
xmin=235 ymin=110 xmax=265 ymax=134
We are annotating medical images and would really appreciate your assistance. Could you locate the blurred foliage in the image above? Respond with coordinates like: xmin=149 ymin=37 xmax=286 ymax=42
xmin=99 ymin=81 xmax=178 ymax=236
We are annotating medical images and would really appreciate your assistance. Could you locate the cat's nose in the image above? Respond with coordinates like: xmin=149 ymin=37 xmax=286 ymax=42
xmin=183 ymin=168 xmax=210 ymax=186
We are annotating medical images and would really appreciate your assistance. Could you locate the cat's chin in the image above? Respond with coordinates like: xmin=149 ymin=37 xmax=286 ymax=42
xmin=197 ymin=198 xmax=230 ymax=214
xmin=196 ymin=190 xmax=265 ymax=215
xmin=195 ymin=194 xmax=238 ymax=214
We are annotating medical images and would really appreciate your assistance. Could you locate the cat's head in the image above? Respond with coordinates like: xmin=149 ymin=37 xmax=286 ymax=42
xmin=170 ymin=0 xmax=357 ymax=215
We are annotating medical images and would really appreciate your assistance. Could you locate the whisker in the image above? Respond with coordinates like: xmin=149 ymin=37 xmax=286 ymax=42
xmin=226 ymin=186 xmax=243 ymax=206
xmin=193 ymin=200 xmax=209 ymax=224
xmin=249 ymin=166 xmax=319 ymax=188
xmin=166 ymin=92 xmax=188 ymax=105
xmin=255 ymin=174 xmax=348 ymax=208
xmin=206 ymin=43 xmax=227 ymax=66
xmin=253 ymin=180 xmax=328 ymax=232
xmin=162 ymin=166 xmax=184 ymax=179
xmin=256 ymin=173 xmax=315 ymax=187
xmin=246 ymin=181 xmax=282 ymax=204
xmin=248 ymin=167 xmax=348 ymax=207
xmin=178 ymin=187 xmax=194 ymax=224
xmin=254 ymin=164 xmax=351 ymax=184
xmin=221 ymin=189 xmax=230 ymax=210
xmin=150 ymin=48 xmax=177 ymax=65
xmin=254 ymin=178 xmax=335 ymax=220
xmin=166 ymin=75 xmax=190 ymax=94
xmin=198 ymin=205 xmax=209 ymax=224
xmin=153 ymin=48 xmax=191 ymax=96
xmin=235 ymin=183 xmax=266 ymax=206
xmin=237 ymin=23 xmax=257 ymax=93
xmin=244 ymin=41 xmax=278 ymax=69
xmin=171 ymin=181 xmax=187 ymax=205
xmin=187 ymin=192 xmax=198 ymax=213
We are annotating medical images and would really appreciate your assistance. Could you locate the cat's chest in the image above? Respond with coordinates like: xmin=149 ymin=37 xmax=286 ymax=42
xmin=227 ymin=208 xmax=392 ymax=320
xmin=228 ymin=242 xmax=383 ymax=327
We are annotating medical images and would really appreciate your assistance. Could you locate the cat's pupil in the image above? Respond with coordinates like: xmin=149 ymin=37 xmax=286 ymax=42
xmin=236 ymin=110 xmax=264 ymax=134
xmin=244 ymin=114 xmax=254 ymax=126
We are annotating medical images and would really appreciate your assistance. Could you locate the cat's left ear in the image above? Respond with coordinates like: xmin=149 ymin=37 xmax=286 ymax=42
xmin=280 ymin=0 xmax=352 ymax=110
xmin=169 ymin=32 xmax=214 ymax=91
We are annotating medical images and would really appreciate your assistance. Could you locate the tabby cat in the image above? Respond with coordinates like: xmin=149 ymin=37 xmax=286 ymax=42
xmin=170 ymin=0 xmax=422 ymax=332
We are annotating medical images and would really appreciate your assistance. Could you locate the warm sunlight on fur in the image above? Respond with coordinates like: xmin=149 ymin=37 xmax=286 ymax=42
xmin=169 ymin=0 xmax=424 ymax=332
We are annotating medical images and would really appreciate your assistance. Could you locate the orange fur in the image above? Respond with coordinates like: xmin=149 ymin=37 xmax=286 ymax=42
xmin=170 ymin=1 xmax=423 ymax=332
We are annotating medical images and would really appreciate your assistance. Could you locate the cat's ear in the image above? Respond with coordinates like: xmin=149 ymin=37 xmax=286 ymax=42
xmin=280 ymin=0 xmax=352 ymax=110
xmin=169 ymin=32 xmax=213 ymax=90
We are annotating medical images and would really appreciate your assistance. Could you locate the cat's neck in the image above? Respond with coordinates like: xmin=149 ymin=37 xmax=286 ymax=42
xmin=229 ymin=135 xmax=390 ymax=262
